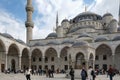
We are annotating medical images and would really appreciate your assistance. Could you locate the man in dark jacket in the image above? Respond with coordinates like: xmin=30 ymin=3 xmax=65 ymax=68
xmin=81 ymin=67 xmax=88 ymax=80
xmin=69 ymin=68 xmax=74 ymax=80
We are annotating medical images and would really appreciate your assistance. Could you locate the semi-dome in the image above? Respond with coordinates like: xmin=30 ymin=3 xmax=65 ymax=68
xmin=72 ymin=41 xmax=89 ymax=47
xmin=2 ymin=33 xmax=14 ymax=39
xmin=112 ymin=36 xmax=120 ymax=41
xmin=61 ymin=19 xmax=69 ymax=23
xmin=103 ymin=13 xmax=113 ymax=17
xmin=95 ymin=37 xmax=108 ymax=42
xmin=62 ymin=40 xmax=74 ymax=44
xmin=73 ymin=11 xmax=102 ymax=23
xmin=16 ymin=39 xmax=25 ymax=44
xmin=46 ymin=33 xmax=57 ymax=39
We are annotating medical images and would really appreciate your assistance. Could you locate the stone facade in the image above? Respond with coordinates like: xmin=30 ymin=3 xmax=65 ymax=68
xmin=0 ymin=0 xmax=120 ymax=73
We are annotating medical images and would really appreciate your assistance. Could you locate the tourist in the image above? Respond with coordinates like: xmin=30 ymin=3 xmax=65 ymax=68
xmin=25 ymin=68 xmax=31 ymax=80
xmin=51 ymin=68 xmax=54 ymax=78
xmin=88 ymin=66 xmax=93 ymax=80
xmin=91 ymin=69 xmax=96 ymax=80
xmin=69 ymin=68 xmax=74 ymax=80
xmin=108 ymin=65 xmax=114 ymax=80
xmin=46 ymin=68 xmax=49 ymax=77
xmin=81 ymin=67 xmax=88 ymax=80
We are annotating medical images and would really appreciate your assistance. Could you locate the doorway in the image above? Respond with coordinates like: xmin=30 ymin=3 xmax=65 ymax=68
xmin=11 ymin=59 xmax=16 ymax=72
xmin=1 ymin=64 xmax=5 ymax=72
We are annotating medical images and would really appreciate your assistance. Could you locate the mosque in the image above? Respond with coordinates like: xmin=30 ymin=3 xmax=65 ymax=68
xmin=0 ymin=0 xmax=120 ymax=72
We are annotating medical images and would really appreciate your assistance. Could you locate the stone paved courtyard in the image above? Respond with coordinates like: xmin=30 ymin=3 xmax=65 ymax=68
xmin=0 ymin=73 xmax=120 ymax=80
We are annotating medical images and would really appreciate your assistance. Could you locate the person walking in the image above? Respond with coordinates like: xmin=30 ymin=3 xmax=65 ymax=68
xmin=91 ymin=69 xmax=96 ymax=80
xmin=108 ymin=65 xmax=114 ymax=80
xmin=81 ymin=67 xmax=88 ymax=80
xmin=25 ymin=68 xmax=31 ymax=80
xmin=88 ymin=66 xmax=93 ymax=80
xmin=69 ymin=68 xmax=74 ymax=80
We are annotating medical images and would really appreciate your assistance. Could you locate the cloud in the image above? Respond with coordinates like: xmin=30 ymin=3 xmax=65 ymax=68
xmin=0 ymin=9 xmax=26 ymax=42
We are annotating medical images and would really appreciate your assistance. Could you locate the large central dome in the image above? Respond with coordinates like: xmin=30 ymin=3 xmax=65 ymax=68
xmin=72 ymin=11 xmax=102 ymax=23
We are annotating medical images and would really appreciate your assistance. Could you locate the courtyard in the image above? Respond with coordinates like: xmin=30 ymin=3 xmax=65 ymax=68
xmin=0 ymin=73 xmax=120 ymax=80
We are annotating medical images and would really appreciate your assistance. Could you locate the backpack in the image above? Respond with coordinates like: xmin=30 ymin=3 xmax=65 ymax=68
xmin=81 ymin=70 xmax=86 ymax=76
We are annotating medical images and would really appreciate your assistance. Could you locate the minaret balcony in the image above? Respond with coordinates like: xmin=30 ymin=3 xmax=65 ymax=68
xmin=26 ymin=6 xmax=34 ymax=12
xmin=25 ymin=21 xmax=34 ymax=28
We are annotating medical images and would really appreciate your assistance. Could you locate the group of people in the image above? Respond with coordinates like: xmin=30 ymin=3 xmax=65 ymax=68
xmin=69 ymin=66 xmax=95 ymax=80
xmin=69 ymin=65 xmax=115 ymax=80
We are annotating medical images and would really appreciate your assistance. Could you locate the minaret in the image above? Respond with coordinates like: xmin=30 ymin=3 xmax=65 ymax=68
xmin=25 ymin=0 xmax=34 ymax=43
xmin=56 ymin=12 xmax=58 ymax=27
xmin=118 ymin=1 xmax=120 ymax=27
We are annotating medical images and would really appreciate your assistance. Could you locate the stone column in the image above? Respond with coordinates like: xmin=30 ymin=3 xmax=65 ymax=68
xmin=5 ymin=53 xmax=8 ymax=70
xmin=42 ymin=56 xmax=45 ymax=70
xmin=93 ymin=60 xmax=95 ymax=70
xmin=85 ymin=59 xmax=89 ymax=71
xmin=57 ymin=57 xmax=60 ymax=69
xmin=29 ymin=56 xmax=31 ymax=69
xmin=19 ymin=55 xmax=22 ymax=70
xmin=112 ymin=54 xmax=115 ymax=67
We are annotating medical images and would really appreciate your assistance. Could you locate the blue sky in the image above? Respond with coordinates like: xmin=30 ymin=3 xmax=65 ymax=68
xmin=0 ymin=0 xmax=119 ymax=42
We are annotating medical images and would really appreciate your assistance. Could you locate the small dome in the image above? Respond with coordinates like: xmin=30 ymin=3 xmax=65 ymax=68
xmin=103 ymin=13 xmax=113 ymax=17
xmin=47 ymin=41 xmax=60 ymax=45
xmin=46 ymin=33 xmax=57 ymax=39
xmin=61 ymin=19 xmax=69 ymax=23
xmin=2 ymin=33 xmax=14 ymax=39
xmin=72 ymin=41 xmax=89 ymax=47
xmin=62 ymin=40 xmax=74 ymax=44
xmin=110 ymin=19 xmax=117 ymax=23
xmin=16 ymin=39 xmax=25 ymax=44
xmin=95 ymin=37 xmax=108 ymax=42
xmin=112 ymin=36 xmax=120 ymax=41
xmin=78 ymin=33 xmax=91 ymax=38
xmin=33 ymin=42 xmax=45 ymax=46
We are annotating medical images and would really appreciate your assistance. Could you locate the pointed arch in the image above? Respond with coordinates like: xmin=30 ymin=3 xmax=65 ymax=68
xmin=45 ymin=47 xmax=57 ymax=57
xmin=60 ymin=46 xmax=69 ymax=58
xmin=21 ymin=48 xmax=29 ymax=71
xmin=0 ymin=39 xmax=6 ymax=72
xmin=31 ymin=48 xmax=42 ymax=70
xmin=75 ymin=52 xmax=85 ymax=69
xmin=95 ymin=44 xmax=112 ymax=70
xmin=8 ymin=43 xmax=20 ymax=71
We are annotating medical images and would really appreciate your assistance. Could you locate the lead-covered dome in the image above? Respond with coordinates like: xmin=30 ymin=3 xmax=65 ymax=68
xmin=47 ymin=41 xmax=60 ymax=45
xmin=16 ymin=39 xmax=25 ymax=44
xmin=112 ymin=36 xmax=120 ymax=41
xmin=103 ymin=13 xmax=113 ymax=17
xmin=2 ymin=33 xmax=14 ymax=39
xmin=46 ymin=33 xmax=57 ymax=39
xmin=72 ymin=11 xmax=102 ymax=23
xmin=72 ymin=41 xmax=89 ymax=47
xmin=95 ymin=37 xmax=108 ymax=42
xmin=62 ymin=40 xmax=74 ymax=44
xmin=61 ymin=19 xmax=69 ymax=23
xmin=33 ymin=42 xmax=45 ymax=46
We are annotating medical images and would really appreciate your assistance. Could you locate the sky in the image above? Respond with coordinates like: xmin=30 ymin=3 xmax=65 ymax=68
xmin=0 ymin=0 xmax=119 ymax=42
